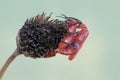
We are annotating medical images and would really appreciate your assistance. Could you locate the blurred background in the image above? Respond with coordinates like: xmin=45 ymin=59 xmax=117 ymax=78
xmin=0 ymin=0 xmax=120 ymax=80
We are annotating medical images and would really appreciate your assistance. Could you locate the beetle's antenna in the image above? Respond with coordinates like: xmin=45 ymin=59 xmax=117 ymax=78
xmin=56 ymin=14 xmax=68 ymax=19
xmin=61 ymin=14 xmax=68 ymax=19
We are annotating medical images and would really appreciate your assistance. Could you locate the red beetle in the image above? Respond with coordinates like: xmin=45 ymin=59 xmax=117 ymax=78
xmin=44 ymin=14 xmax=89 ymax=60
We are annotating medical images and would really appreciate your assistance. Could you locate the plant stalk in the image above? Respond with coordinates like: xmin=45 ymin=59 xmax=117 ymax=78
xmin=0 ymin=48 xmax=20 ymax=80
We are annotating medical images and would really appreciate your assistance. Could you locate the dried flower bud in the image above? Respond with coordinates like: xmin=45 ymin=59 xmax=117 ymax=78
xmin=16 ymin=13 xmax=68 ymax=58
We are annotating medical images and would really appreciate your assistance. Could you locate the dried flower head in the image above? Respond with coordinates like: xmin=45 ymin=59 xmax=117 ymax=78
xmin=0 ymin=12 xmax=68 ymax=79
xmin=16 ymin=13 xmax=68 ymax=58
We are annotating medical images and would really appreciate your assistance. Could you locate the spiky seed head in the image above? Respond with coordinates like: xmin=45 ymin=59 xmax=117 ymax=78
xmin=16 ymin=13 xmax=68 ymax=58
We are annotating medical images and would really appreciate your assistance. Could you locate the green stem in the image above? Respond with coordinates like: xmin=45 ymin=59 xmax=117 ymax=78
xmin=0 ymin=49 xmax=20 ymax=80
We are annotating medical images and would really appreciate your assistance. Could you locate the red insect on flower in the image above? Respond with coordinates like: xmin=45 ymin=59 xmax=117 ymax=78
xmin=44 ymin=14 xmax=89 ymax=60
xmin=0 ymin=13 xmax=89 ymax=80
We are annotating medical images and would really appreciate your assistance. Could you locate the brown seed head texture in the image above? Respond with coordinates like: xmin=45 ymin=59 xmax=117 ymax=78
xmin=16 ymin=13 xmax=68 ymax=58
xmin=0 ymin=13 xmax=68 ymax=80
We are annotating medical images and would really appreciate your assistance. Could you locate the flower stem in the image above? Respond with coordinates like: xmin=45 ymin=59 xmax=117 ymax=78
xmin=0 ymin=48 xmax=20 ymax=80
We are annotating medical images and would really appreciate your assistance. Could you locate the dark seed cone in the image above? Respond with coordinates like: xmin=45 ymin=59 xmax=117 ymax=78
xmin=16 ymin=13 xmax=68 ymax=58
xmin=0 ymin=13 xmax=68 ymax=80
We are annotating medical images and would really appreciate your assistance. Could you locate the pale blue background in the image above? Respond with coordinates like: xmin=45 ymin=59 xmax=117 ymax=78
xmin=0 ymin=0 xmax=120 ymax=80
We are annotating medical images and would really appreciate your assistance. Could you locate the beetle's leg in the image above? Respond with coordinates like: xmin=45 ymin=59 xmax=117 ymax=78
xmin=57 ymin=43 xmax=80 ymax=55
xmin=44 ymin=49 xmax=56 ymax=58
xmin=58 ymin=34 xmax=74 ymax=49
